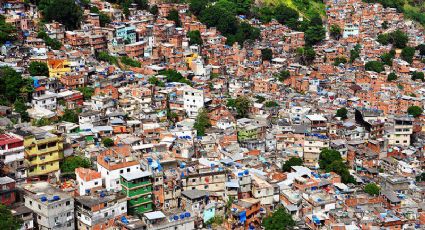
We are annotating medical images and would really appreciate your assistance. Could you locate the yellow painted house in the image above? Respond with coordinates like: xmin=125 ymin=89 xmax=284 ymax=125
xmin=18 ymin=127 xmax=63 ymax=178
xmin=47 ymin=59 xmax=71 ymax=78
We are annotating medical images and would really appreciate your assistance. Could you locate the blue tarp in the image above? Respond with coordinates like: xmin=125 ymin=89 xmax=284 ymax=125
xmin=239 ymin=211 xmax=246 ymax=223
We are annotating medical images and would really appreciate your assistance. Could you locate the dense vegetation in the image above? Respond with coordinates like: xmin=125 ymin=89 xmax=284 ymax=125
xmin=0 ymin=204 xmax=22 ymax=230
xmin=38 ymin=0 xmax=83 ymax=30
xmin=262 ymin=207 xmax=295 ymax=230
xmin=60 ymin=156 xmax=91 ymax=173
xmin=319 ymin=148 xmax=356 ymax=184
xmin=0 ymin=15 xmax=16 ymax=45
xmin=189 ymin=0 xmax=260 ymax=45
xmin=363 ymin=0 xmax=425 ymax=26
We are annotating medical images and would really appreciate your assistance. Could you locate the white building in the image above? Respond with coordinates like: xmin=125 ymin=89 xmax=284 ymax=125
xmin=75 ymin=167 xmax=103 ymax=196
xmin=182 ymin=86 xmax=204 ymax=118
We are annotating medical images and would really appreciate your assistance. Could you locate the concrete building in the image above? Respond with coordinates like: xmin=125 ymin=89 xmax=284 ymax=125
xmin=23 ymin=182 xmax=74 ymax=230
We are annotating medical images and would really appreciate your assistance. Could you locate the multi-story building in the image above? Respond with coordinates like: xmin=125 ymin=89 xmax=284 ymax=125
xmin=0 ymin=176 xmax=16 ymax=206
xmin=75 ymin=167 xmax=102 ymax=196
xmin=96 ymin=145 xmax=140 ymax=191
xmin=75 ymin=192 xmax=127 ymax=230
xmin=121 ymin=170 xmax=154 ymax=215
xmin=182 ymin=86 xmax=204 ymax=118
xmin=303 ymin=134 xmax=330 ymax=167
xmin=0 ymin=133 xmax=26 ymax=179
xmin=387 ymin=116 xmax=413 ymax=146
xmin=23 ymin=182 xmax=74 ymax=230
xmin=17 ymin=127 xmax=63 ymax=180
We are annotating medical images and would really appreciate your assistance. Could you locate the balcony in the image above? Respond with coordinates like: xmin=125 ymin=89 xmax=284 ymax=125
xmin=121 ymin=179 xmax=152 ymax=189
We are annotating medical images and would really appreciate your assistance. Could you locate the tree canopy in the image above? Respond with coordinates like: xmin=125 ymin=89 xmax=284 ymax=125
xmin=387 ymin=72 xmax=397 ymax=81
xmin=411 ymin=71 xmax=425 ymax=82
xmin=194 ymin=109 xmax=211 ymax=136
xmin=187 ymin=30 xmax=203 ymax=46
xmin=365 ymin=61 xmax=385 ymax=73
xmin=377 ymin=30 xmax=408 ymax=49
xmin=0 ymin=67 xmax=33 ymax=106
xmin=0 ymin=15 xmax=16 ymax=45
xmin=407 ymin=105 xmax=423 ymax=117
xmin=400 ymin=46 xmax=415 ymax=64
xmin=158 ymin=69 xmax=191 ymax=86
xmin=0 ymin=204 xmax=22 ymax=230
xmin=282 ymin=157 xmax=303 ymax=172
xmin=29 ymin=62 xmax=49 ymax=77
xmin=261 ymin=48 xmax=273 ymax=62
xmin=262 ymin=207 xmax=295 ymax=230
xmin=228 ymin=96 xmax=251 ymax=118
xmin=296 ymin=46 xmax=316 ymax=65
xmin=319 ymin=148 xmax=355 ymax=184
xmin=102 ymin=138 xmax=114 ymax=147
xmin=336 ymin=108 xmax=348 ymax=119
xmin=60 ymin=156 xmax=91 ymax=174
xmin=364 ymin=183 xmax=380 ymax=196
xmin=39 ymin=0 xmax=83 ymax=30
xmin=167 ymin=9 xmax=181 ymax=27
xmin=330 ymin=24 xmax=342 ymax=40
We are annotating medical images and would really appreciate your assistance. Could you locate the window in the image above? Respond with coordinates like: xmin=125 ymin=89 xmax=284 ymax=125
xmin=38 ymin=204 xmax=41 ymax=210
xmin=127 ymin=168 xmax=130 ymax=172
xmin=120 ymin=169 xmax=123 ymax=174
xmin=95 ymin=182 xmax=98 ymax=185
xmin=104 ymin=212 xmax=108 ymax=217
xmin=66 ymin=201 xmax=70 ymax=206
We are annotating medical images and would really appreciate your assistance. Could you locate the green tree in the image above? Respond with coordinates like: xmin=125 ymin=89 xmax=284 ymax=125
xmin=350 ymin=44 xmax=361 ymax=63
xmin=61 ymin=109 xmax=79 ymax=123
xmin=265 ymin=101 xmax=278 ymax=108
xmin=194 ymin=109 xmax=211 ymax=136
xmin=377 ymin=30 xmax=408 ymax=49
xmin=411 ymin=71 xmax=425 ymax=82
xmin=120 ymin=56 xmax=141 ymax=67
xmin=401 ymin=46 xmax=415 ymax=64
xmin=167 ymin=9 xmax=181 ymax=27
xmin=77 ymin=87 xmax=94 ymax=100
xmin=319 ymin=148 xmax=342 ymax=169
xmin=158 ymin=69 xmax=191 ymax=85
xmin=333 ymin=57 xmax=347 ymax=66
xmin=0 ymin=204 xmax=22 ymax=230
xmin=60 ymin=156 xmax=91 ymax=173
xmin=149 ymin=5 xmax=159 ymax=15
xmin=40 ymin=0 xmax=83 ymax=30
xmin=13 ymin=99 xmax=29 ymax=122
xmin=96 ymin=51 xmax=118 ymax=65
xmin=254 ymin=95 xmax=265 ymax=103
xmin=102 ymin=138 xmax=114 ymax=147
xmin=187 ymin=30 xmax=203 ymax=46
xmin=387 ymin=72 xmax=397 ymax=81
xmin=90 ymin=6 xmax=111 ymax=27
xmin=0 ymin=67 xmax=33 ymax=105
xmin=336 ymin=107 xmax=348 ymax=119
xmin=261 ymin=48 xmax=273 ymax=62
xmin=37 ymin=31 xmax=62 ymax=50
xmin=407 ymin=105 xmax=423 ymax=117
xmin=380 ymin=50 xmax=395 ymax=66
xmin=390 ymin=30 xmax=409 ymax=49
xmin=382 ymin=20 xmax=388 ymax=29
xmin=319 ymin=149 xmax=355 ymax=184
xmin=274 ymin=4 xmax=299 ymax=25
xmin=282 ymin=157 xmax=303 ymax=172
xmin=364 ymin=183 xmax=380 ymax=196
xmin=0 ymin=15 xmax=17 ymax=45
xmin=28 ymin=62 xmax=49 ymax=76
xmin=330 ymin=24 xmax=342 ymax=40
xmin=262 ymin=207 xmax=295 ymax=230
xmin=234 ymin=96 xmax=251 ymax=118
xmin=277 ymin=70 xmax=290 ymax=82
xmin=148 ymin=76 xmax=165 ymax=87
xmin=365 ymin=61 xmax=385 ymax=73
xmin=296 ymin=47 xmax=316 ymax=65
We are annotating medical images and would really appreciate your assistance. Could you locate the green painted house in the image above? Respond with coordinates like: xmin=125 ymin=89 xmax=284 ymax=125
xmin=121 ymin=171 xmax=153 ymax=215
